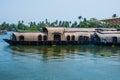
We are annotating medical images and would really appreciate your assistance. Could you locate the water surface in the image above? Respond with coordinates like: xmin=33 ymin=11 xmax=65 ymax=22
xmin=0 ymin=32 xmax=120 ymax=80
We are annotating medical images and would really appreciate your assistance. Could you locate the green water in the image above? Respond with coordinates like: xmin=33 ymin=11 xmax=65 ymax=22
xmin=0 ymin=32 xmax=120 ymax=80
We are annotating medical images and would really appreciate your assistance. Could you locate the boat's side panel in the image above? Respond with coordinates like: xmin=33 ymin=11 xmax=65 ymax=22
xmin=3 ymin=39 xmax=93 ymax=45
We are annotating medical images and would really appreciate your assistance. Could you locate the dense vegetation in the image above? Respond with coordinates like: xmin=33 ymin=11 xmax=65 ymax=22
xmin=0 ymin=16 xmax=119 ymax=32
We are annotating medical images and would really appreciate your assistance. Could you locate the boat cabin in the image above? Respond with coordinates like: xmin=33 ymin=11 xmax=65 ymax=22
xmin=92 ymin=28 xmax=120 ymax=45
xmin=7 ymin=27 xmax=95 ymax=45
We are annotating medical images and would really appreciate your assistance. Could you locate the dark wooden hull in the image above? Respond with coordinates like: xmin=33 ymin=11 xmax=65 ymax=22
xmin=4 ymin=39 xmax=120 ymax=46
xmin=93 ymin=41 xmax=120 ymax=46
xmin=3 ymin=39 xmax=92 ymax=45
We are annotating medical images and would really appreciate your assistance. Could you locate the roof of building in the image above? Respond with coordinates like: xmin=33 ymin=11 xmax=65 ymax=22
xmin=65 ymin=28 xmax=96 ymax=32
xmin=100 ymin=17 xmax=120 ymax=25
xmin=96 ymin=31 xmax=120 ymax=39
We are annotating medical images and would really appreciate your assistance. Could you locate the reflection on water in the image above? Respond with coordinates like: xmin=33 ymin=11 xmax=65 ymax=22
xmin=9 ymin=45 xmax=120 ymax=61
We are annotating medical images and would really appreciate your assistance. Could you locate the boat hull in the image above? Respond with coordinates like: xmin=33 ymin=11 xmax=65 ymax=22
xmin=3 ymin=39 xmax=92 ymax=45
xmin=93 ymin=41 xmax=120 ymax=46
xmin=3 ymin=39 xmax=120 ymax=46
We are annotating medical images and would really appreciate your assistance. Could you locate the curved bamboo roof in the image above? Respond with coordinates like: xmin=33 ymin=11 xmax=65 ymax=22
xmin=65 ymin=28 xmax=95 ymax=32
xmin=95 ymin=32 xmax=120 ymax=43
xmin=101 ymin=17 xmax=120 ymax=25
xmin=98 ymin=31 xmax=120 ymax=34
xmin=42 ymin=27 xmax=65 ymax=34
xmin=13 ymin=32 xmax=47 ymax=41
xmin=96 ymin=28 xmax=117 ymax=31
xmin=96 ymin=32 xmax=120 ymax=38
xmin=42 ymin=27 xmax=96 ymax=34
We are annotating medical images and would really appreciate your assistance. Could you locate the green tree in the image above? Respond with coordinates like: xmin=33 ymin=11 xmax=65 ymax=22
xmin=78 ymin=16 xmax=82 ymax=21
xmin=0 ymin=22 xmax=9 ymax=30
xmin=71 ymin=21 xmax=77 ymax=28
xmin=112 ymin=14 xmax=117 ymax=18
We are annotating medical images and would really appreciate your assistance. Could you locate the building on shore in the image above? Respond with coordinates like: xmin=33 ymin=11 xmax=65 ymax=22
xmin=101 ymin=17 xmax=120 ymax=26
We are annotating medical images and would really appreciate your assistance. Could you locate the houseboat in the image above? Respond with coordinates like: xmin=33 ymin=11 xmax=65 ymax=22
xmin=3 ymin=27 xmax=95 ymax=45
xmin=92 ymin=28 xmax=120 ymax=45
xmin=4 ymin=27 xmax=120 ymax=46
xmin=0 ymin=30 xmax=7 ymax=34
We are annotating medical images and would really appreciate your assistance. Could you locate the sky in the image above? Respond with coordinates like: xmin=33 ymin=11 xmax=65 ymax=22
xmin=0 ymin=0 xmax=120 ymax=24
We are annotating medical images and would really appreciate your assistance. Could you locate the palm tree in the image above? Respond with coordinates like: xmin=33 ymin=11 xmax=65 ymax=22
xmin=78 ymin=16 xmax=83 ymax=27
xmin=112 ymin=14 xmax=117 ymax=18
xmin=78 ymin=16 xmax=82 ymax=21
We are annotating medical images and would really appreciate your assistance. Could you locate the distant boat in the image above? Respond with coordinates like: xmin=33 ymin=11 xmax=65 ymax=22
xmin=0 ymin=30 xmax=7 ymax=34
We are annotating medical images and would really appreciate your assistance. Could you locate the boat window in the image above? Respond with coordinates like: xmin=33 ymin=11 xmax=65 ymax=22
xmin=11 ymin=34 xmax=16 ymax=40
xmin=54 ymin=34 xmax=61 ymax=41
xmin=19 ymin=35 xmax=24 ymax=41
xmin=72 ymin=35 xmax=75 ymax=41
xmin=92 ymin=34 xmax=100 ymax=41
xmin=66 ymin=35 xmax=70 ymax=41
xmin=43 ymin=35 xmax=47 ymax=41
xmin=112 ymin=37 xmax=117 ymax=43
xmin=78 ymin=36 xmax=84 ymax=41
xmin=78 ymin=36 xmax=89 ymax=41
xmin=84 ymin=36 xmax=89 ymax=41
xmin=38 ymin=35 xmax=42 ymax=41
xmin=102 ymin=39 xmax=107 ymax=43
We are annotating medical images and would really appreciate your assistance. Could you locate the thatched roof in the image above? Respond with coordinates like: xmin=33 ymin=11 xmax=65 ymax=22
xmin=97 ymin=30 xmax=120 ymax=34
xmin=13 ymin=32 xmax=46 ymax=41
xmin=96 ymin=28 xmax=120 ymax=35
xmin=100 ymin=17 xmax=120 ymax=25
xmin=96 ymin=28 xmax=117 ymax=31
xmin=42 ymin=27 xmax=65 ymax=34
xmin=95 ymin=32 xmax=120 ymax=42
xmin=12 ymin=27 xmax=120 ymax=42
xmin=96 ymin=32 xmax=120 ymax=37
xmin=42 ymin=27 xmax=96 ymax=33
xmin=101 ymin=17 xmax=120 ymax=21
xmin=65 ymin=28 xmax=96 ymax=32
